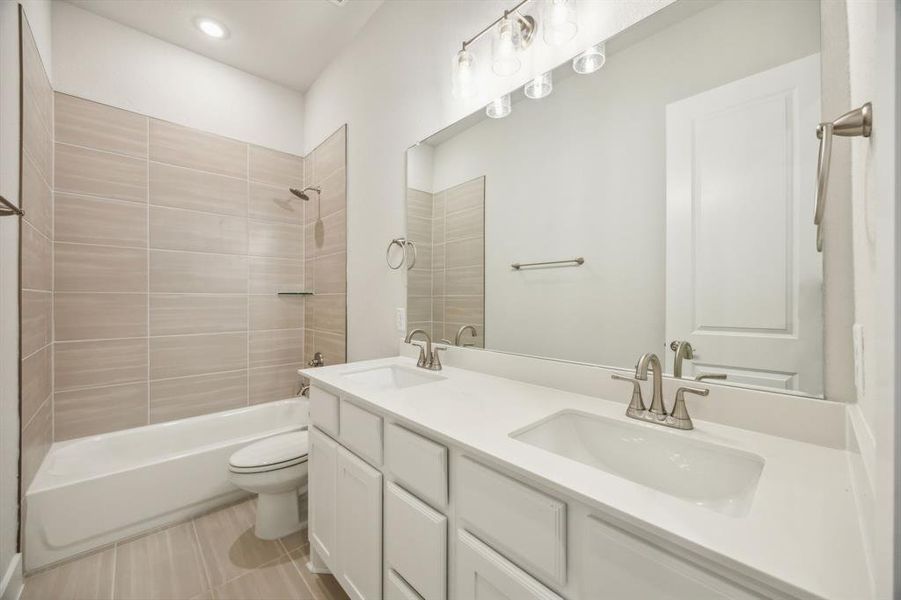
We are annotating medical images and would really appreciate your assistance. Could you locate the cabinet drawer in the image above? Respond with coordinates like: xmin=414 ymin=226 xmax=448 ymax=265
xmin=340 ymin=399 xmax=383 ymax=465
xmin=310 ymin=386 xmax=339 ymax=436
xmin=386 ymin=570 xmax=425 ymax=600
xmin=385 ymin=483 xmax=447 ymax=600
xmin=580 ymin=515 xmax=762 ymax=599
xmin=457 ymin=457 xmax=566 ymax=586
xmin=456 ymin=529 xmax=563 ymax=600
xmin=385 ymin=424 xmax=448 ymax=509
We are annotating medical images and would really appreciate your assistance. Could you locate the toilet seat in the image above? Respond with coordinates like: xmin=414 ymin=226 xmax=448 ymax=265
xmin=228 ymin=430 xmax=309 ymax=474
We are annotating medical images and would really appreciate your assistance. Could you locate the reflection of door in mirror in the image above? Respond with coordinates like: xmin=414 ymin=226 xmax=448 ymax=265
xmin=406 ymin=176 xmax=485 ymax=348
xmin=665 ymin=54 xmax=822 ymax=395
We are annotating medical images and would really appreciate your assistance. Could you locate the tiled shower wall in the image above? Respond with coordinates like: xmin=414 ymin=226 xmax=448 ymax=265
xmin=48 ymin=93 xmax=346 ymax=441
xmin=20 ymin=12 xmax=54 ymax=495
xmin=406 ymin=176 xmax=484 ymax=347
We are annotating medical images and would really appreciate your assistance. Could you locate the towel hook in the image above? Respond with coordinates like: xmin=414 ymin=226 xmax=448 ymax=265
xmin=815 ymin=102 xmax=872 ymax=251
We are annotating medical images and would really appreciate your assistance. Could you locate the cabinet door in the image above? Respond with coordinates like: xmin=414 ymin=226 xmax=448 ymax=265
xmin=385 ymin=482 xmax=446 ymax=600
xmin=580 ymin=516 xmax=762 ymax=599
xmin=309 ymin=427 xmax=338 ymax=570
xmin=455 ymin=530 xmax=563 ymax=600
xmin=337 ymin=446 xmax=383 ymax=600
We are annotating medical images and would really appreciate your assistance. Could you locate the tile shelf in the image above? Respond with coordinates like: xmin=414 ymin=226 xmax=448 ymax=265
xmin=277 ymin=291 xmax=315 ymax=296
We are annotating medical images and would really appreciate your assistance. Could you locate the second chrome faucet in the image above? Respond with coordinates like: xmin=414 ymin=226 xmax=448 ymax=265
xmin=612 ymin=352 xmax=709 ymax=430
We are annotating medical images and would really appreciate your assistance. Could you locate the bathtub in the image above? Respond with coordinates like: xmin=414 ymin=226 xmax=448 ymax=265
xmin=24 ymin=398 xmax=309 ymax=572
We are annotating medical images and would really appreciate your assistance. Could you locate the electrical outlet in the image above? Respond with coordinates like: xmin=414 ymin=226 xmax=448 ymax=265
xmin=852 ymin=323 xmax=865 ymax=396
xmin=396 ymin=308 xmax=406 ymax=333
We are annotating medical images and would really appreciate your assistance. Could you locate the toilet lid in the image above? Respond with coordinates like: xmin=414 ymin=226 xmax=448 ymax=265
xmin=228 ymin=430 xmax=309 ymax=473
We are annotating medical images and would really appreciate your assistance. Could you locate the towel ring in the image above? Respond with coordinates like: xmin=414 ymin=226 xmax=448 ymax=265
xmin=814 ymin=102 xmax=872 ymax=252
xmin=386 ymin=237 xmax=417 ymax=270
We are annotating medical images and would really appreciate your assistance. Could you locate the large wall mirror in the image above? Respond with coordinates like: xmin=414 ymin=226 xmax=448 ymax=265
xmin=406 ymin=0 xmax=825 ymax=398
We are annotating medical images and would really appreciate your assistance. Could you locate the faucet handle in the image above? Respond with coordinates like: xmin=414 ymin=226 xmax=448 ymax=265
xmin=611 ymin=374 xmax=646 ymax=416
xmin=670 ymin=386 xmax=709 ymax=430
xmin=694 ymin=372 xmax=727 ymax=381
xmin=410 ymin=341 xmax=427 ymax=368
xmin=430 ymin=345 xmax=448 ymax=371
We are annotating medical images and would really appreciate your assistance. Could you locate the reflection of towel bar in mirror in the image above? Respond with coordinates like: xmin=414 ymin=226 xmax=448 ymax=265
xmin=386 ymin=237 xmax=417 ymax=270
xmin=511 ymin=257 xmax=584 ymax=270
xmin=815 ymin=102 xmax=872 ymax=252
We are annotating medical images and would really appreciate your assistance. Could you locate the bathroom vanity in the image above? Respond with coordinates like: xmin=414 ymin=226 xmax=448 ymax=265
xmin=301 ymin=352 xmax=868 ymax=600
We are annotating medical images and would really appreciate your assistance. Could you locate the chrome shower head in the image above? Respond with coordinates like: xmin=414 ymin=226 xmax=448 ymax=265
xmin=289 ymin=186 xmax=321 ymax=201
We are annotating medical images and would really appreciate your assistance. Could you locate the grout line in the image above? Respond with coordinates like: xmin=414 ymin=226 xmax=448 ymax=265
xmin=190 ymin=519 xmax=214 ymax=595
xmin=110 ymin=541 xmax=118 ymax=599
xmin=50 ymin=85 xmax=56 ymax=444
xmin=145 ymin=116 xmax=151 ymax=426
xmin=54 ymin=139 xmax=146 ymax=162
xmin=246 ymin=146 xmax=251 ymax=408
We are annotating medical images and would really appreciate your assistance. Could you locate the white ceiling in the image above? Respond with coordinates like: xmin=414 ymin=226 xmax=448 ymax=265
xmin=66 ymin=0 xmax=384 ymax=92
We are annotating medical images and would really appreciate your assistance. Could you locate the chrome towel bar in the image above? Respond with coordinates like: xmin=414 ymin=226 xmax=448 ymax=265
xmin=511 ymin=257 xmax=584 ymax=270
xmin=815 ymin=102 xmax=872 ymax=252
xmin=0 ymin=194 xmax=23 ymax=217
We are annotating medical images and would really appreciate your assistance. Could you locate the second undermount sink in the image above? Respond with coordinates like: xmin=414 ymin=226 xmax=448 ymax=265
xmin=512 ymin=410 xmax=764 ymax=517
xmin=341 ymin=365 xmax=445 ymax=390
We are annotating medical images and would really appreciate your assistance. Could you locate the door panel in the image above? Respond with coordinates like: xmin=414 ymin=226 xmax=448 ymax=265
xmin=309 ymin=426 xmax=338 ymax=570
xmin=337 ymin=446 xmax=383 ymax=600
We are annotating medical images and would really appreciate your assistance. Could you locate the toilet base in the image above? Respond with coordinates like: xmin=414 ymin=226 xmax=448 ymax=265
xmin=254 ymin=491 xmax=302 ymax=540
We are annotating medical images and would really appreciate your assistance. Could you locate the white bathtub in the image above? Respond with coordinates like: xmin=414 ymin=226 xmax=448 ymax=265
xmin=24 ymin=398 xmax=309 ymax=572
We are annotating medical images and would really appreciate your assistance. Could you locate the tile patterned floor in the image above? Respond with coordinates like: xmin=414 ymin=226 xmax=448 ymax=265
xmin=22 ymin=498 xmax=348 ymax=600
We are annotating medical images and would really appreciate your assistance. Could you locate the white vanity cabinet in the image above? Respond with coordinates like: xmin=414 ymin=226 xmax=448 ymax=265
xmin=309 ymin=426 xmax=338 ymax=566
xmin=336 ymin=446 xmax=383 ymax=600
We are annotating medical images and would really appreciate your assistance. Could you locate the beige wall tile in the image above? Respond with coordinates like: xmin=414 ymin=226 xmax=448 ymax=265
xmin=55 ymin=293 xmax=147 ymax=341
xmin=150 ymin=371 xmax=247 ymax=423
xmin=432 ymin=213 xmax=445 ymax=245
xmin=150 ymin=294 xmax=247 ymax=335
xmin=149 ymin=162 xmax=247 ymax=217
xmin=445 ymin=296 xmax=484 ymax=324
xmin=408 ymin=269 xmax=431 ymax=297
xmin=150 ymin=206 xmax=247 ymax=255
xmin=249 ymin=257 xmax=303 ymax=294
xmin=21 ymin=398 xmax=51 ymax=495
xmin=407 ymin=216 xmax=431 ymax=245
xmin=431 ymin=297 xmax=445 ymax=324
xmin=445 ymin=265 xmax=483 ymax=296
xmin=407 ymin=188 xmax=433 ymax=220
xmin=445 ymin=176 xmax=485 ymax=214
xmin=21 ymin=546 xmax=116 ymax=600
xmin=445 ymin=237 xmax=484 ymax=270
xmin=22 ymin=345 xmax=51 ymax=427
xmin=249 ymin=363 xmax=304 ymax=404
xmin=150 ymin=250 xmax=248 ymax=293
xmin=150 ymin=332 xmax=246 ymax=379
xmin=54 ymin=382 xmax=148 ymax=441
xmin=22 ymin=153 xmax=52 ymax=239
xmin=150 ymin=119 xmax=247 ymax=178
xmin=55 ymin=143 xmax=147 ymax=203
xmin=432 ymin=270 xmax=446 ymax=296
xmin=432 ymin=190 xmax=446 ymax=220
xmin=21 ymin=23 xmax=52 ymax=137
xmin=22 ymin=290 xmax=51 ymax=358
xmin=54 ymin=243 xmax=147 ymax=292
xmin=249 ymin=329 xmax=303 ymax=368
xmin=212 ymin=555 xmax=310 ymax=600
xmin=431 ymin=243 xmax=445 ymax=270
xmin=23 ymin=100 xmax=52 ymax=186
xmin=307 ymin=166 xmax=346 ymax=223
xmin=445 ymin=206 xmax=483 ymax=241
xmin=306 ymin=210 xmax=345 ymax=258
xmin=55 ymin=193 xmax=147 ymax=247
xmin=115 ymin=522 xmax=208 ymax=600
xmin=249 ymin=145 xmax=302 ymax=187
xmin=22 ymin=222 xmax=51 ymax=291
xmin=312 ymin=330 xmax=346 ymax=365
xmin=249 ymin=182 xmax=305 ymax=224
xmin=55 ymin=93 xmax=148 ymax=157
xmin=249 ymin=295 xmax=303 ymax=330
xmin=308 ymin=294 xmax=345 ymax=335
xmin=248 ymin=220 xmax=303 ymax=258
xmin=55 ymin=338 xmax=148 ymax=391
xmin=310 ymin=126 xmax=345 ymax=183
xmin=445 ymin=321 xmax=485 ymax=348
xmin=313 ymin=252 xmax=346 ymax=294
xmin=406 ymin=296 xmax=431 ymax=324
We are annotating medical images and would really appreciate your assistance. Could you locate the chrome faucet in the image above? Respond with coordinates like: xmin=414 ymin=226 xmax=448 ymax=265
xmin=405 ymin=329 xmax=445 ymax=371
xmin=455 ymin=325 xmax=477 ymax=347
xmin=635 ymin=353 xmax=665 ymax=418
xmin=611 ymin=352 xmax=710 ymax=430
xmin=669 ymin=341 xmax=693 ymax=378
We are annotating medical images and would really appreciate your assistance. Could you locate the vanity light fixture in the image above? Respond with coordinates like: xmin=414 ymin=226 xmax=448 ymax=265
xmin=573 ymin=41 xmax=606 ymax=74
xmin=492 ymin=16 xmax=524 ymax=76
xmin=486 ymin=94 xmax=512 ymax=119
xmin=194 ymin=17 xmax=228 ymax=39
xmin=524 ymin=71 xmax=553 ymax=99
xmin=452 ymin=48 xmax=477 ymax=99
xmin=542 ymin=0 xmax=578 ymax=46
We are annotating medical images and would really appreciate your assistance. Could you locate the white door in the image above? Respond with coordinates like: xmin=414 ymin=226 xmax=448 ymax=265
xmin=309 ymin=427 xmax=338 ymax=570
xmin=337 ymin=446 xmax=383 ymax=600
xmin=665 ymin=53 xmax=823 ymax=394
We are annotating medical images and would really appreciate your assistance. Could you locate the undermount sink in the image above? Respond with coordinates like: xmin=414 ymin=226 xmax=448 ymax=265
xmin=511 ymin=410 xmax=764 ymax=517
xmin=341 ymin=365 xmax=445 ymax=390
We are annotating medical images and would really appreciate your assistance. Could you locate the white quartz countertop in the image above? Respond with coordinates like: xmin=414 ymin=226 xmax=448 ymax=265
xmin=301 ymin=356 xmax=870 ymax=600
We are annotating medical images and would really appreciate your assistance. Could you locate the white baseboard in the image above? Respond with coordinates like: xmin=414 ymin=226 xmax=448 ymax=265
xmin=0 ymin=553 xmax=23 ymax=600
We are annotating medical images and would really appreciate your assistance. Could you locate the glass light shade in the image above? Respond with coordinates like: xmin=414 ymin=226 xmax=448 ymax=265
xmin=524 ymin=72 xmax=553 ymax=99
xmin=573 ymin=42 xmax=606 ymax=74
xmin=486 ymin=94 xmax=512 ymax=119
xmin=542 ymin=0 xmax=578 ymax=46
xmin=492 ymin=17 xmax=522 ymax=76
xmin=452 ymin=48 xmax=477 ymax=99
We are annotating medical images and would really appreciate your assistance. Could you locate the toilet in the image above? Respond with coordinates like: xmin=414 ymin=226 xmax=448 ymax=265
xmin=228 ymin=430 xmax=310 ymax=540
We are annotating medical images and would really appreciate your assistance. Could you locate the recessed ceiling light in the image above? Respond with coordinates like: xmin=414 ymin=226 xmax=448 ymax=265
xmin=194 ymin=17 xmax=228 ymax=39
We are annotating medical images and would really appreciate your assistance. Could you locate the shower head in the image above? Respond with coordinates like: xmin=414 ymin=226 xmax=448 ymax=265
xmin=289 ymin=186 xmax=321 ymax=201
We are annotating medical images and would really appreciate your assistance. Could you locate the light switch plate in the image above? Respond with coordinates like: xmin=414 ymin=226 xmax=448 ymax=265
xmin=852 ymin=323 xmax=865 ymax=396
xmin=396 ymin=308 xmax=406 ymax=332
